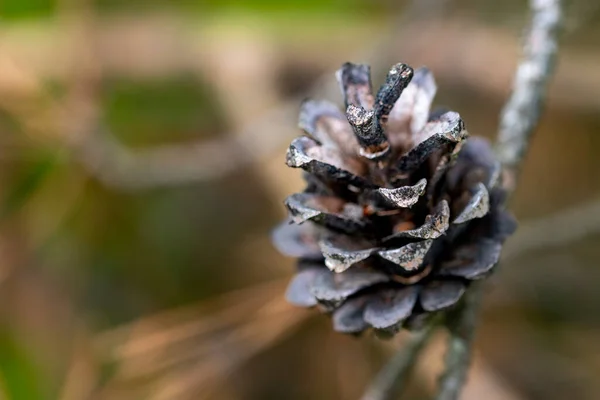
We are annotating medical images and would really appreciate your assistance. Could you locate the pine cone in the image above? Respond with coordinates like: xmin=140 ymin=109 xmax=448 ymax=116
xmin=273 ymin=62 xmax=516 ymax=335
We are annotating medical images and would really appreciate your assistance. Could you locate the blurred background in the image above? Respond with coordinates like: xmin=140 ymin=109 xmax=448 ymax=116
xmin=0 ymin=0 xmax=599 ymax=399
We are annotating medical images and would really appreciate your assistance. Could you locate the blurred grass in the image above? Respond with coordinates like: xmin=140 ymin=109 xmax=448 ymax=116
xmin=0 ymin=0 xmax=55 ymax=19
xmin=0 ymin=0 xmax=381 ymax=19
xmin=0 ymin=329 xmax=43 ymax=400
xmin=103 ymin=76 xmax=228 ymax=146
xmin=97 ymin=0 xmax=375 ymax=12
xmin=0 ymin=151 xmax=57 ymax=219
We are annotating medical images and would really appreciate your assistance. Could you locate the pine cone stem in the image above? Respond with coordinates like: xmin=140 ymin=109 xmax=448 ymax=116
xmin=360 ymin=322 xmax=438 ymax=400
xmin=435 ymin=284 xmax=483 ymax=400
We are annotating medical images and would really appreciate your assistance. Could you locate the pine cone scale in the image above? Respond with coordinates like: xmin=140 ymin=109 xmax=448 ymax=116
xmin=363 ymin=287 xmax=419 ymax=332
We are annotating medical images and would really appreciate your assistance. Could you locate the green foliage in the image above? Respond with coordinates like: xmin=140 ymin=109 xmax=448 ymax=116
xmin=0 ymin=152 xmax=58 ymax=220
xmin=102 ymin=76 xmax=228 ymax=146
xmin=0 ymin=330 xmax=43 ymax=400
xmin=95 ymin=0 xmax=371 ymax=13
xmin=0 ymin=0 xmax=56 ymax=19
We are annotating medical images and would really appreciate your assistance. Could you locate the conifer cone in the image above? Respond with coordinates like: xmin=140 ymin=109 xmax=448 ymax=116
xmin=273 ymin=62 xmax=516 ymax=335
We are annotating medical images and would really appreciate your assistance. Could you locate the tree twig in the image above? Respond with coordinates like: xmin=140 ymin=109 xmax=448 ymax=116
xmin=360 ymin=324 xmax=437 ymax=400
xmin=434 ymin=285 xmax=484 ymax=400
xmin=503 ymin=197 xmax=600 ymax=260
xmin=495 ymin=0 xmax=563 ymax=190
xmin=436 ymin=1 xmax=563 ymax=399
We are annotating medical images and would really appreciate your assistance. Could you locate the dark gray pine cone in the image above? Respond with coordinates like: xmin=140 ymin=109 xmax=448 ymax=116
xmin=273 ymin=62 xmax=516 ymax=336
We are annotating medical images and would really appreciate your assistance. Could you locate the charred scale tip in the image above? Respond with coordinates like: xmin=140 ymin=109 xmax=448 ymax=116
xmin=374 ymin=64 xmax=414 ymax=128
xmin=336 ymin=63 xmax=374 ymax=110
xmin=346 ymin=104 xmax=390 ymax=160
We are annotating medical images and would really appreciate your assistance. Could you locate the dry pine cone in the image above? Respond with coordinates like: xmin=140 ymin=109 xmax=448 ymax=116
xmin=273 ymin=62 xmax=516 ymax=336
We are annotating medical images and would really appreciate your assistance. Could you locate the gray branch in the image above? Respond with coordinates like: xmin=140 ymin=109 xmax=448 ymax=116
xmin=495 ymin=0 xmax=563 ymax=189
xmin=360 ymin=323 xmax=437 ymax=400
xmin=436 ymin=1 xmax=563 ymax=399
xmin=434 ymin=285 xmax=483 ymax=400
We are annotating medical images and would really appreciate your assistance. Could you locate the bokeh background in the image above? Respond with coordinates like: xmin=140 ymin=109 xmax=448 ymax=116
xmin=0 ymin=0 xmax=599 ymax=399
